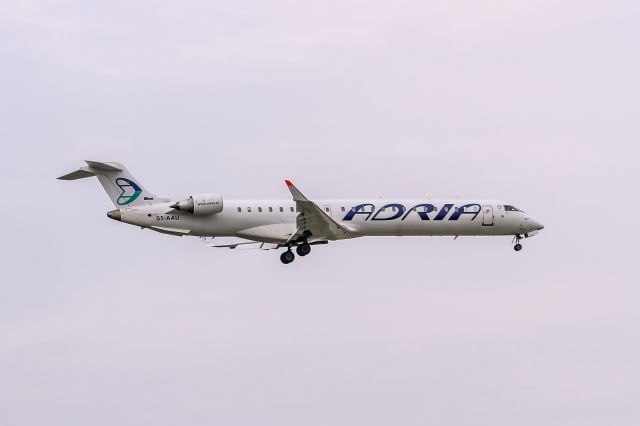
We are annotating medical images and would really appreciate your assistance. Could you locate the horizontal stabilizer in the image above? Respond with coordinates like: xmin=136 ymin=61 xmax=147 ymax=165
xmin=57 ymin=168 xmax=96 ymax=180
xmin=84 ymin=161 xmax=123 ymax=172
xmin=57 ymin=161 xmax=124 ymax=180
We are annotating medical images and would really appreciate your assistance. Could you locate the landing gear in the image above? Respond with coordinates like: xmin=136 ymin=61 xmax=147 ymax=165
xmin=513 ymin=235 xmax=523 ymax=252
xmin=280 ymin=250 xmax=295 ymax=264
xmin=296 ymin=242 xmax=311 ymax=257
xmin=280 ymin=238 xmax=325 ymax=264
xmin=280 ymin=242 xmax=310 ymax=264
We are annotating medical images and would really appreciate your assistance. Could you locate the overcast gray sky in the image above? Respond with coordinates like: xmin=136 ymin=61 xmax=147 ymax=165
xmin=1 ymin=0 xmax=639 ymax=425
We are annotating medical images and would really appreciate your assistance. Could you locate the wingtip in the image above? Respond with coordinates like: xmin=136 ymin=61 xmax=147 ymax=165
xmin=285 ymin=179 xmax=294 ymax=187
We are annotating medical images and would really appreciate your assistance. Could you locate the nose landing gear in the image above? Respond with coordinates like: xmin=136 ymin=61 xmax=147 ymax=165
xmin=513 ymin=235 xmax=523 ymax=252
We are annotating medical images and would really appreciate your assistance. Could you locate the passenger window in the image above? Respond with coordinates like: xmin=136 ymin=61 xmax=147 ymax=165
xmin=258 ymin=207 xmax=262 ymax=212
xmin=237 ymin=207 xmax=242 ymax=213
xmin=247 ymin=207 xmax=252 ymax=213
xmin=290 ymin=207 xmax=294 ymax=212
xmin=325 ymin=207 xmax=330 ymax=212
xmin=269 ymin=207 xmax=273 ymax=212
xmin=279 ymin=207 xmax=284 ymax=212
xmin=341 ymin=207 xmax=345 ymax=212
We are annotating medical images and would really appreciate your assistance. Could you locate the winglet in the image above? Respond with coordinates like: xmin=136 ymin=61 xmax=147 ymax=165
xmin=284 ymin=179 xmax=308 ymax=202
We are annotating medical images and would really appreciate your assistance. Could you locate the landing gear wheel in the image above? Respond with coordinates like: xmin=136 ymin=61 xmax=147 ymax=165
xmin=514 ymin=243 xmax=523 ymax=252
xmin=280 ymin=250 xmax=295 ymax=264
xmin=296 ymin=243 xmax=311 ymax=257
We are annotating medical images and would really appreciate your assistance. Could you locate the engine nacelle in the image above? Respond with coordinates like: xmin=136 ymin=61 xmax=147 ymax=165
xmin=171 ymin=193 xmax=223 ymax=215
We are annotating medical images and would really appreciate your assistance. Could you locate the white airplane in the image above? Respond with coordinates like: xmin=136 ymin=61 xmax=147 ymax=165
xmin=59 ymin=161 xmax=544 ymax=264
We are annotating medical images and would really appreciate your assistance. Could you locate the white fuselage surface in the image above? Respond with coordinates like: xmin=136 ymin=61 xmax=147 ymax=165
xmin=122 ymin=199 xmax=541 ymax=240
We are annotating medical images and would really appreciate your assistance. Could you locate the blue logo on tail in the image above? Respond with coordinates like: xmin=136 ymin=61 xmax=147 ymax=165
xmin=116 ymin=178 xmax=142 ymax=205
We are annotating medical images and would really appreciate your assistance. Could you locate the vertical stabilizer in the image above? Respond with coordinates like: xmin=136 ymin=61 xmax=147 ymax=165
xmin=58 ymin=161 xmax=166 ymax=207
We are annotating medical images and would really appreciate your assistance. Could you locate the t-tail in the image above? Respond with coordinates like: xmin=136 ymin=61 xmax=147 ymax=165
xmin=57 ymin=161 xmax=168 ymax=207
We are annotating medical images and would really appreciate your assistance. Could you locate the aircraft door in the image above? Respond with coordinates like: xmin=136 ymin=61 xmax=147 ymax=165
xmin=482 ymin=205 xmax=494 ymax=226
xmin=323 ymin=205 xmax=332 ymax=217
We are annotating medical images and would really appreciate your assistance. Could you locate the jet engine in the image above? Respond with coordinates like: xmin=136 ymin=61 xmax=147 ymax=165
xmin=170 ymin=193 xmax=223 ymax=215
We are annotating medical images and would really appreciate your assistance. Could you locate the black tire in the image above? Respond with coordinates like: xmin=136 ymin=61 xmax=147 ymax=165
xmin=514 ymin=243 xmax=523 ymax=252
xmin=296 ymin=243 xmax=311 ymax=257
xmin=280 ymin=250 xmax=295 ymax=264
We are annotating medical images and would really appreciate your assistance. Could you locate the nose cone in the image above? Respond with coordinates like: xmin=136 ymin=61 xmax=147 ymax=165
xmin=107 ymin=209 xmax=122 ymax=221
xmin=529 ymin=219 xmax=544 ymax=231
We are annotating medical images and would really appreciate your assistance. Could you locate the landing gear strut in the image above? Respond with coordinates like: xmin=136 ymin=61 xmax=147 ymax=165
xmin=513 ymin=235 xmax=523 ymax=252
xmin=280 ymin=250 xmax=295 ymax=264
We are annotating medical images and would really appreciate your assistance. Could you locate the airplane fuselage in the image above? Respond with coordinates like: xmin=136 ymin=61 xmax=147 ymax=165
xmin=114 ymin=199 xmax=543 ymax=242
xmin=59 ymin=161 xmax=544 ymax=264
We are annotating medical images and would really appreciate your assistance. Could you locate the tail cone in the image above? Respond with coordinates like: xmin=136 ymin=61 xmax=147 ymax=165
xmin=107 ymin=209 xmax=122 ymax=221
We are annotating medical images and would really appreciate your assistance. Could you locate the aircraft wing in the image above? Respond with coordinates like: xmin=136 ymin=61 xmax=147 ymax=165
xmin=199 ymin=237 xmax=280 ymax=250
xmin=285 ymin=180 xmax=353 ymax=242
xmin=212 ymin=241 xmax=279 ymax=250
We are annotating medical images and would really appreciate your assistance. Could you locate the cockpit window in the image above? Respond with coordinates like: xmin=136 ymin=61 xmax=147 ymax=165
xmin=504 ymin=205 xmax=524 ymax=212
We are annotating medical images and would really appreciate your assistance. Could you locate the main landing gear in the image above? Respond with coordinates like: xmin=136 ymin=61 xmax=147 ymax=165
xmin=280 ymin=250 xmax=295 ymax=264
xmin=296 ymin=242 xmax=311 ymax=257
xmin=513 ymin=235 xmax=523 ymax=252
xmin=280 ymin=241 xmax=313 ymax=264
